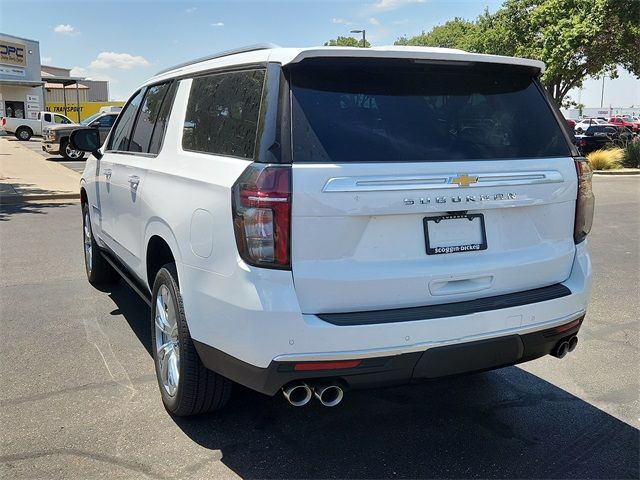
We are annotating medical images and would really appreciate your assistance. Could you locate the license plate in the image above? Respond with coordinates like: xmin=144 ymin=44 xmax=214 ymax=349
xmin=423 ymin=214 xmax=487 ymax=255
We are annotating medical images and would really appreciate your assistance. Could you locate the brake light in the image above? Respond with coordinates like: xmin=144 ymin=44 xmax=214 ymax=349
xmin=574 ymin=159 xmax=595 ymax=244
xmin=578 ymin=139 xmax=587 ymax=147
xmin=232 ymin=163 xmax=291 ymax=269
xmin=1 ymin=118 xmax=5 ymax=126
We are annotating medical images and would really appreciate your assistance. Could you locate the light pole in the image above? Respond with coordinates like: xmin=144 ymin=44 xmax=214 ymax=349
xmin=600 ymin=75 xmax=609 ymax=108
xmin=350 ymin=29 xmax=366 ymax=48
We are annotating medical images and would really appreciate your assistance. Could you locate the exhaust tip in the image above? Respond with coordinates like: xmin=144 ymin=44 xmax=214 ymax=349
xmin=568 ymin=336 xmax=578 ymax=352
xmin=314 ymin=384 xmax=344 ymax=407
xmin=282 ymin=383 xmax=312 ymax=407
xmin=554 ymin=341 xmax=570 ymax=359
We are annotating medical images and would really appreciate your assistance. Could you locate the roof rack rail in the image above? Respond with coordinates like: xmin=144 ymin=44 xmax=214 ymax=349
xmin=155 ymin=43 xmax=280 ymax=76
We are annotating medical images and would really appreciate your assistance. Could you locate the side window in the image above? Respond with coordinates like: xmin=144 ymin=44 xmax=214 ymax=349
xmin=95 ymin=114 xmax=116 ymax=128
xmin=149 ymin=82 xmax=177 ymax=155
xmin=107 ymin=89 xmax=145 ymax=151
xmin=128 ymin=82 xmax=171 ymax=153
xmin=183 ymin=69 xmax=265 ymax=159
xmin=54 ymin=114 xmax=69 ymax=124
xmin=43 ymin=113 xmax=52 ymax=122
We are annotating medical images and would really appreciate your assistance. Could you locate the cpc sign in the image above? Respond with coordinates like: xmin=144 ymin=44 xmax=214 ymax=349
xmin=0 ymin=41 xmax=26 ymax=68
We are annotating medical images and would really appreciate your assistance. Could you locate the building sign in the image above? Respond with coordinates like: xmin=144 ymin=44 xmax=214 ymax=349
xmin=0 ymin=40 xmax=27 ymax=68
xmin=0 ymin=65 xmax=26 ymax=77
xmin=27 ymin=94 xmax=39 ymax=102
xmin=26 ymin=103 xmax=40 ymax=111
xmin=46 ymin=101 xmax=125 ymax=121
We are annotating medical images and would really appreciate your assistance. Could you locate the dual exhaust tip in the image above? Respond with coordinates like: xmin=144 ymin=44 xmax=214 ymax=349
xmin=552 ymin=335 xmax=579 ymax=359
xmin=282 ymin=382 xmax=344 ymax=407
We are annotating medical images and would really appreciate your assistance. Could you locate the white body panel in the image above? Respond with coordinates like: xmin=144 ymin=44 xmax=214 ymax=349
xmin=80 ymin=46 xmax=592 ymax=374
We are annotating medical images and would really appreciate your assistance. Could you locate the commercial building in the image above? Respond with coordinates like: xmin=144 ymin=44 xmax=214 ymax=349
xmin=1 ymin=32 xmax=122 ymax=122
xmin=0 ymin=33 xmax=44 ymax=119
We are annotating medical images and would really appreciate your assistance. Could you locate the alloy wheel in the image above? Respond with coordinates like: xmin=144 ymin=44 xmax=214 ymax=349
xmin=83 ymin=212 xmax=92 ymax=273
xmin=155 ymin=284 xmax=180 ymax=397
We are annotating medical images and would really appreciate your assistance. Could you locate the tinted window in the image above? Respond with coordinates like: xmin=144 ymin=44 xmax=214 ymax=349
xmin=129 ymin=83 xmax=171 ymax=153
xmin=95 ymin=114 xmax=116 ymax=128
xmin=108 ymin=89 xmax=145 ymax=151
xmin=289 ymin=59 xmax=571 ymax=162
xmin=43 ymin=113 xmax=51 ymax=122
xmin=183 ymin=69 xmax=265 ymax=158
xmin=149 ymin=82 xmax=177 ymax=154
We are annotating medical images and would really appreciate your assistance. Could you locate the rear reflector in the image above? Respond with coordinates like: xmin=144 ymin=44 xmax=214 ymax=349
xmin=554 ymin=318 xmax=582 ymax=333
xmin=294 ymin=360 xmax=362 ymax=371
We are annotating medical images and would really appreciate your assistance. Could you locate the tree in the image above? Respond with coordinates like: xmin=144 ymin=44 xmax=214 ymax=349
xmin=324 ymin=36 xmax=371 ymax=48
xmin=394 ymin=0 xmax=640 ymax=106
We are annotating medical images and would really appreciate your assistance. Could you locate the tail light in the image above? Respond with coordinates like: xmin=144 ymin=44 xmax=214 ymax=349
xmin=1 ymin=118 xmax=5 ymax=126
xmin=578 ymin=138 xmax=587 ymax=147
xmin=232 ymin=163 xmax=291 ymax=269
xmin=574 ymin=159 xmax=595 ymax=244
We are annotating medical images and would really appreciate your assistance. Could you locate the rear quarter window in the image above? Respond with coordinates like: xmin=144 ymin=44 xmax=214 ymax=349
xmin=289 ymin=59 xmax=572 ymax=163
xmin=182 ymin=69 xmax=265 ymax=159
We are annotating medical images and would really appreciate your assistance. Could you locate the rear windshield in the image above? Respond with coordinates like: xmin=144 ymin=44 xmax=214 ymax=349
xmin=289 ymin=59 xmax=571 ymax=162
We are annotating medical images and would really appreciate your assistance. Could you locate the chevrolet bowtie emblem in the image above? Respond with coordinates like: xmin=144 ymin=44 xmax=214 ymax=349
xmin=451 ymin=174 xmax=479 ymax=187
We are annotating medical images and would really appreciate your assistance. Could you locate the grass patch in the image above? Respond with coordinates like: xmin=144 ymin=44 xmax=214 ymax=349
xmin=587 ymin=148 xmax=624 ymax=170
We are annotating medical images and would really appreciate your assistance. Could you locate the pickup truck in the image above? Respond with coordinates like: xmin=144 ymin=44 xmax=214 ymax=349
xmin=608 ymin=116 xmax=640 ymax=133
xmin=42 ymin=111 xmax=118 ymax=160
xmin=0 ymin=111 xmax=74 ymax=140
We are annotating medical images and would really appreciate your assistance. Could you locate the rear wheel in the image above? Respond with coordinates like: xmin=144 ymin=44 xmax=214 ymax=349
xmin=151 ymin=263 xmax=232 ymax=416
xmin=82 ymin=203 xmax=117 ymax=284
xmin=61 ymin=140 xmax=85 ymax=160
xmin=15 ymin=127 xmax=32 ymax=141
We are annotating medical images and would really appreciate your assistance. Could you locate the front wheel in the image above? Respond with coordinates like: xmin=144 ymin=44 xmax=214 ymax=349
xmin=151 ymin=263 xmax=232 ymax=416
xmin=61 ymin=140 xmax=86 ymax=160
xmin=82 ymin=203 xmax=117 ymax=284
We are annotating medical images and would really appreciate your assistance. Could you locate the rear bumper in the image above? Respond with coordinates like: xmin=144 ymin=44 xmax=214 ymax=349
xmin=184 ymin=241 xmax=591 ymax=393
xmin=194 ymin=314 xmax=584 ymax=396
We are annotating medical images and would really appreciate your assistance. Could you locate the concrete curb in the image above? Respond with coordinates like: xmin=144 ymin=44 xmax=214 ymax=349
xmin=593 ymin=170 xmax=640 ymax=176
xmin=0 ymin=193 xmax=80 ymax=205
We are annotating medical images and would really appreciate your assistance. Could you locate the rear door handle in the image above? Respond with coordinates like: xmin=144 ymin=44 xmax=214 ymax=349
xmin=128 ymin=175 xmax=140 ymax=188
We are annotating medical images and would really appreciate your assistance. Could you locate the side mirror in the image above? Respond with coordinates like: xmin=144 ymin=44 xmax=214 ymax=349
xmin=70 ymin=128 xmax=103 ymax=160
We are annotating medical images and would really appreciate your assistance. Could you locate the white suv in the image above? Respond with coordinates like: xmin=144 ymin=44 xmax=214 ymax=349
xmin=73 ymin=45 xmax=594 ymax=416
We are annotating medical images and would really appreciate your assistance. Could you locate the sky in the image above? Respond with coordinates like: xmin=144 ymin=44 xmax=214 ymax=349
xmin=1 ymin=0 xmax=638 ymax=106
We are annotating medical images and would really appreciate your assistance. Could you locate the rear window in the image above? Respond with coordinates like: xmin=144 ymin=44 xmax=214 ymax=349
xmin=289 ymin=59 xmax=571 ymax=163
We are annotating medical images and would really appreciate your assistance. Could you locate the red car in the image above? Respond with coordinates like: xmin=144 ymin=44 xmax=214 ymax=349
xmin=608 ymin=116 xmax=639 ymax=132
xmin=566 ymin=119 xmax=576 ymax=130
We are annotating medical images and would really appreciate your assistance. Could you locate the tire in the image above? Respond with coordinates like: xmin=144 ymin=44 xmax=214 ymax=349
xmin=15 ymin=127 xmax=32 ymax=141
xmin=82 ymin=203 xmax=117 ymax=284
xmin=151 ymin=263 xmax=232 ymax=416
xmin=61 ymin=140 xmax=86 ymax=160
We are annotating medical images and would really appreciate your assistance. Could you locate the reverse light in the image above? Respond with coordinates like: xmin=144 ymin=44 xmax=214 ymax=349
xmin=232 ymin=163 xmax=291 ymax=269
xmin=574 ymin=159 xmax=595 ymax=244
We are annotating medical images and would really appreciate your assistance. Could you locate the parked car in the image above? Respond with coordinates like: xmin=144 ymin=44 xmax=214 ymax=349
xmin=574 ymin=118 xmax=608 ymax=134
xmin=608 ymin=116 xmax=640 ymax=132
xmin=72 ymin=45 xmax=594 ymax=416
xmin=574 ymin=125 xmax=619 ymax=154
xmin=0 ymin=111 xmax=74 ymax=140
xmin=565 ymin=119 xmax=576 ymax=130
xmin=42 ymin=111 xmax=118 ymax=160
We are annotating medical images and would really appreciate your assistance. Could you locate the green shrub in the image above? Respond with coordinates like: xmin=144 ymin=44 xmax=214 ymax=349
xmin=622 ymin=140 xmax=640 ymax=168
xmin=586 ymin=148 xmax=624 ymax=170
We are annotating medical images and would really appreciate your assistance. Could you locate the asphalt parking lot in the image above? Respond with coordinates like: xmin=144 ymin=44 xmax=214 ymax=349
xmin=0 ymin=177 xmax=638 ymax=479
